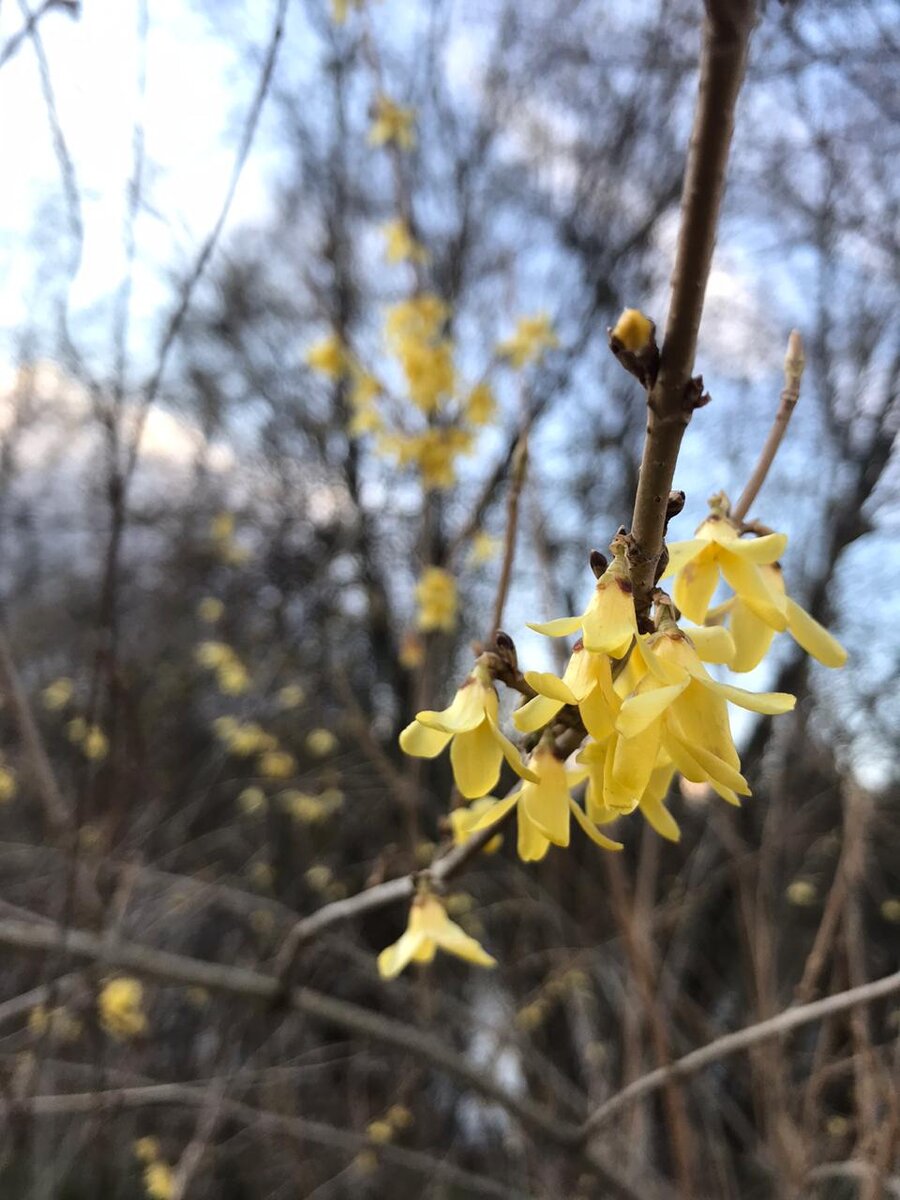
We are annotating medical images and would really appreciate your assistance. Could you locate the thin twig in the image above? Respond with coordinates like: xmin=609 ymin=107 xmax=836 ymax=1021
xmin=488 ymin=434 xmax=528 ymax=637
xmin=581 ymin=966 xmax=900 ymax=1135
xmin=627 ymin=0 xmax=756 ymax=620
xmin=732 ymin=330 xmax=805 ymax=522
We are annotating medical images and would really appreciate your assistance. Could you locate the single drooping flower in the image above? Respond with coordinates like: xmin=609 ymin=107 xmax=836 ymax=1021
xmin=529 ymin=537 xmax=636 ymax=657
xmin=42 ymin=677 xmax=74 ymax=710
xmin=377 ymin=891 xmax=496 ymax=977
xmin=99 ymin=977 xmax=147 ymax=1040
xmin=399 ymin=659 xmax=536 ymax=798
xmin=513 ymin=641 xmax=619 ymax=740
xmin=449 ymin=797 xmax=503 ymax=854
xmin=663 ymin=500 xmax=788 ymax=626
xmin=381 ymin=218 xmax=430 ymax=264
xmin=496 ymin=313 xmax=558 ymax=368
xmin=608 ymin=612 xmax=794 ymax=810
xmin=468 ymin=736 xmax=622 ymax=862
xmin=368 ymin=95 xmax=416 ymax=150
xmin=708 ymin=562 xmax=847 ymax=672
xmin=415 ymin=566 xmax=458 ymax=631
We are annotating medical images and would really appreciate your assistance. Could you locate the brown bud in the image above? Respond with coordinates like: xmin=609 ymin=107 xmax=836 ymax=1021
xmin=589 ymin=550 xmax=608 ymax=578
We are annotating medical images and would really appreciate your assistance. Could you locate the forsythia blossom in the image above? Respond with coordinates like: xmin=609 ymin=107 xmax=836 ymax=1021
xmin=496 ymin=313 xmax=558 ymax=368
xmin=415 ymin=566 xmax=458 ymax=632
xmin=529 ymin=537 xmax=636 ymax=656
xmin=382 ymin=218 xmax=429 ymax=264
xmin=377 ymin=891 xmax=495 ymax=977
xmin=99 ymin=977 xmax=147 ymax=1040
xmin=369 ymin=95 xmax=416 ymax=150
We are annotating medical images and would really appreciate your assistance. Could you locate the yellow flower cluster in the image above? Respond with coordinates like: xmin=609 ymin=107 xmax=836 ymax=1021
xmin=496 ymin=312 xmax=558 ymax=368
xmin=66 ymin=717 xmax=109 ymax=761
xmin=414 ymin=566 xmax=458 ymax=633
xmin=369 ymin=94 xmax=416 ymax=150
xmin=42 ymin=676 xmax=74 ymax=710
xmin=195 ymin=641 xmax=250 ymax=695
xmin=279 ymin=787 xmax=344 ymax=824
xmin=209 ymin=511 xmax=248 ymax=566
xmin=98 ymin=977 xmax=147 ymax=1040
xmin=28 ymin=1003 xmax=82 ymax=1042
xmin=133 ymin=1138 xmax=174 ymax=1200
xmin=382 ymin=218 xmax=429 ymax=265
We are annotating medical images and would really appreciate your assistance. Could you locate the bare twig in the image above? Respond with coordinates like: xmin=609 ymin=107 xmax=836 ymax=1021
xmin=582 ymin=967 xmax=900 ymax=1135
xmin=627 ymin=0 xmax=756 ymax=620
xmin=488 ymin=434 xmax=528 ymax=637
xmin=732 ymin=329 xmax=805 ymax=522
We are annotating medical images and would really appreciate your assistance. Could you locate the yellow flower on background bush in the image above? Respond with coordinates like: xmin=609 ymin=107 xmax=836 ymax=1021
xmin=258 ymin=749 xmax=296 ymax=779
xmin=307 ymin=728 xmax=338 ymax=757
xmin=42 ymin=677 xmax=74 ymax=711
xmin=382 ymin=218 xmax=429 ymax=264
xmin=400 ymin=658 xmax=536 ymax=798
xmin=306 ymin=333 xmax=347 ymax=378
xmin=143 ymin=1162 xmax=175 ymax=1200
xmin=377 ymin=892 xmax=495 ymax=977
xmin=415 ymin=566 xmax=457 ymax=632
xmin=663 ymin=505 xmax=788 ymax=626
xmin=99 ymin=977 xmax=147 ymax=1040
xmin=278 ymin=683 xmax=306 ymax=709
xmin=385 ymin=294 xmax=448 ymax=346
xmin=133 ymin=1137 xmax=161 ymax=1164
xmin=82 ymin=725 xmax=109 ymax=761
xmin=197 ymin=596 xmax=224 ymax=623
xmin=449 ymin=797 xmax=504 ymax=853
xmin=0 ymin=766 xmax=16 ymax=803
xmin=581 ymin=751 xmax=681 ymax=842
xmin=398 ymin=338 xmax=455 ymax=413
xmin=469 ymin=737 xmax=622 ymax=861
xmin=469 ymin=530 xmax=501 ymax=564
xmin=708 ymin=562 xmax=847 ymax=672
xmin=529 ymin=538 xmax=636 ymax=656
xmin=369 ymin=95 xmax=416 ymax=150
xmin=466 ymin=382 xmax=496 ymax=425
xmin=497 ymin=313 xmax=558 ymax=368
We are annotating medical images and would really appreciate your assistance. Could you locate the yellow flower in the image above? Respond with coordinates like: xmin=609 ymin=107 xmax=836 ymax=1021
xmin=197 ymin=596 xmax=224 ymax=623
xmin=384 ymin=294 xmax=448 ymax=346
xmin=469 ymin=531 xmax=501 ymax=564
xmin=398 ymin=338 xmax=455 ymax=413
xmin=469 ymin=737 xmax=622 ymax=862
xmin=209 ymin=512 xmax=234 ymax=541
xmin=513 ymin=640 xmax=619 ymax=741
xmin=0 ymin=766 xmax=16 ymax=803
xmin=133 ymin=1137 xmax=161 ymax=1164
xmin=237 ymin=786 xmax=267 ymax=816
xmin=195 ymin=641 xmax=233 ymax=670
xmin=415 ymin=566 xmax=458 ymax=632
xmin=226 ymin=723 xmax=277 ymax=756
xmin=369 ymin=95 xmax=416 ymax=150
xmin=663 ymin=507 xmax=789 ymax=626
xmin=216 ymin=661 xmax=250 ymax=695
xmin=306 ymin=728 xmax=338 ymax=756
xmin=143 ymin=1162 xmax=175 ymax=1200
xmin=528 ymin=537 xmax=636 ymax=657
xmin=387 ymin=1103 xmax=413 ymax=1130
xmin=608 ymin=617 xmax=793 ymax=811
xmin=377 ymin=891 xmax=495 ymax=977
xmin=787 ymin=879 xmax=817 ymax=907
xmin=449 ymin=797 xmax=503 ymax=853
xmin=277 ymin=683 xmax=306 ymax=709
xmin=881 ymin=898 xmax=900 ymax=923
xmin=42 ymin=677 xmax=74 ymax=711
xmin=66 ymin=716 xmax=87 ymax=744
xmin=709 ymin=562 xmax=847 ymax=672
xmin=306 ymin=333 xmax=347 ymax=378
xmin=249 ymin=861 xmax=274 ymax=888
xmin=400 ymin=659 xmax=536 ymax=799
xmin=83 ymin=726 xmax=109 ymax=761
xmin=367 ymin=1119 xmax=393 ymax=1144
xmin=258 ymin=750 xmax=296 ymax=779
xmin=465 ymin=382 xmax=496 ymax=426
xmin=399 ymin=630 xmax=424 ymax=669
xmin=610 ymin=307 xmax=653 ymax=353
xmin=497 ymin=313 xmax=558 ymax=368
xmin=305 ymin=864 xmax=333 ymax=891
xmin=382 ymin=218 xmax=429 ymax=264
xmin=581 ymin=749 xmax=681 ymax=842
xmin=98 ymin=977 xmax=147 ymax=1040
xmin=28 ymin=1004 xmax=82 ymax=1042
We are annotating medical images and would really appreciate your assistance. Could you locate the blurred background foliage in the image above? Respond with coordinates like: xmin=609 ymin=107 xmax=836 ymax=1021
xmin=0 ymin=0 xmax=897 ymax=1197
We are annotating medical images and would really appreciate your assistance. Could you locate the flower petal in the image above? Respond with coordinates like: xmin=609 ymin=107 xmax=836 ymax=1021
xmin=451 ymin=721 xmax=502 ymax=798
xmin=674 ymin=556 xmax=720 ymax=624
xmin=568 ymin=797 xmax=623 ymax=850
xmin=699 ymin=678 xmax=796 ymax=715
xmin=660 ymin=538 xmax=706 ymax=579
xmin=518 ymin=810 xmax=551 ymax=861
xmin=728 ymin=598 xmax=776 ymax=672
xmin=417 ymin=681 xmax=489 ymax=733
xmin=616 ymin=682 xmax=688 ymax=739
xmin=524 ymin=671 xmax=578 ymax=704
xmin=686 ymin=624 xmax=735 ymax=665
xmin=399 ymin=719 xmax=452 ymax=758
xmin=377 ymin=930 xmax=427 ymax=979
xmin=582 ymin=584 xmax=636 ymax=658
xmin=725 ymin=532 xmax=788 ymax=563
xmin=718 ymin=554 xmax=788 ymax=631
xmin=467 ymin=791 xmax=520 ymax=833
xmin=521 ymin=765 xmax=570 ymax=847
xmin=488 ymin=714 xmax=540 ymax=782
xmin=528 ymin=615 xmax=584 ymax=638
xmin=785 ymin=597 xmax=847 ymax=668
xmin=435 ymin=919 xmax=497 ymax=968
xmin=512 ymin=693 xmax=563 ymax=734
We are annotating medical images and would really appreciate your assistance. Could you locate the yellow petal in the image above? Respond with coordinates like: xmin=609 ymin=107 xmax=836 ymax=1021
xmin=718 ymin=555 xmax=788 ymax=631
xmin=674 ymin=556 xmax=720 ymax=624
xmin=611 ymin=723 xmax=661 ymax=809
xmin=785 ymin=597 xmax=847 ymax=668
xmin=488 ymin=714 xmax=540 ymax=782
xmin=665 ymin=738 xmax=740 ymax=807
xmin=467 ymin=791 xmax=520 ymax=833
xmin=660 ymin=538 xmax=706 ymax=579
xmin=434 ymin=917 xmax=497 ymax=968
xmin=524 ymin=671 xmax=578 ymax=704
xmin=686 ymin=624 xmax=735 ymax=665
xmin=579 ymin=684 xmax=616 ymax=741
xmin=517 ymin=810 xmax=551 ymax=861
xmin=616 ymin=682 xmax=688 ymax=739
xmin=568 ymin=797 xmax=623 ymax=850
xmin=639 ymin=792 xmax=681 ymax=842
xmin=582 ymin=582 xmax=636 ymax=657
xmin=512 ymin=693 xmax=563 ymax=734
xmin=665 ymin=733 xmax=750 ymax=795
xmin=724 ymin=531 xmax=788 ymax=563
xmin=728 ymin=597 xmax=776 ymax=672
xmin=521 ymin=762 xmax=570 ymax=846
xmin=699 ymin=678 xmax=795 ymax=715
xmin=450 ymin=721 xmax=502 ymax=799
xmin=667 ymin=679 xmax=740 ymax=770
xmin=377 ymin=930 xmax=427 ymax=979
xmin=399 ymin=720 xmax=452 ymax=758
xmin=417 ymin=680 xmax=489 ymax=733
xmin=527 ymin=615 xmax=584 ymax=638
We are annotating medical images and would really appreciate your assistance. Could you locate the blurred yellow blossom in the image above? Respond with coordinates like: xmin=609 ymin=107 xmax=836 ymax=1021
xmin=306 ymin=333 xmax=347 ymax=378
xmin=306 ymin=728 xmax=338 ymax=757
xmin=465 ymin=382 xmax=496 ymax=426
xmin=28 ymin=1004 xmax=82 ymax=1042
xmin=786 ymin=879 xmax=817 ymax=907
xmin=304 ymin=864 xmax=333 ymax=891
xmin=415 ymin=566 xmax=457 ymax=632
xmin=331 ymin=0 xmax=366 ymax=22
xmin=216 ymin=661 xmax=250 ymax=695
xmin=497 ymin=313 xmax=558 ymax=368
xmin=382 ymin=218 xmax=429 ymax=264
xmin=469 ymin=531 xmax=501 ymax=564
xmin=82 ymin=725 xmax=109 ymax=760
xmin=249 ymin=861 xmax=274 ymax=889
xmin=238 ymin=786 xmax=267 ymax=816
xmin=143 ymin=1162 xmax=175 ymax=1200
xmin=880 ymin=898 xmax=900 ymax=923
xmin=195 ymin=642 xmax=233 ymax=670
xmin=42 ymin=677 xmax=74 ymax=711
xmin=449 ymin=798 xmax=503 ymax=853
xmin=133 ymin=1138 xmax=161 ymax=1164
xmin=398 ymin=339 xmax=455 ymax=413
xmin=209 ymin=512 xmax=234 ymax=541
xmin=66 ymin=716 xmax=87 ymax=744
xmin=99 ymin=977 xmax=147 ymax=1040
xmin=226 ymin=723 xmax=277 ymax=756
xmin=0 ymin=767 xmax=16 ymax=803
xmin=384 ymin=294 xmax=448 ymax=347
xmin=387 ymin=1104 xmax=413 ymax=1130
xmin=197 ymin=596 xmax=224 ymax=623
xmin=258 ymin=750 xmax=296 ymax=779
xmin=366 ymin=1120 xmax=393 ymax=1144
xmin=399 ymin=630 xmax=424 ymax=669
xmin=369 ymin=94 xmax=416 ymax=150
xmin=277 ymin=683 xmax=306 ymax=709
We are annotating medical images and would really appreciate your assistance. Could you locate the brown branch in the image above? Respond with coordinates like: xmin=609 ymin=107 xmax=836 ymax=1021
xmin=732 ymin=329 xmax=805 ymax=522
xmin=0 ymin=916 xmax=646 ymax=1200
xmin=488 ymin=434 xmax=528 ymax=637
xmin=581 ymin=967 xmax=900 ymax=1136
xmin=627 ymin=0 xmax=756 ymax=619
